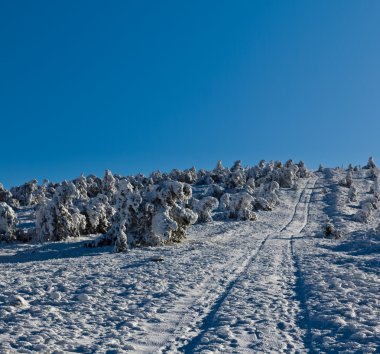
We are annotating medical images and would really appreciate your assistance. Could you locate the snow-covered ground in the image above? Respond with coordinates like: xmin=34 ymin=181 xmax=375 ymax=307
xmin=0 ymin=168 xmax=379 ymax=353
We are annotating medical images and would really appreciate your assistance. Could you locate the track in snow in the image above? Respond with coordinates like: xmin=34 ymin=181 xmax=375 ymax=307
xmin=160 ymin=177 xmax=318 ymax=353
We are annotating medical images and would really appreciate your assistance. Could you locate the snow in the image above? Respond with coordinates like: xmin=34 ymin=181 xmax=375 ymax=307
xmin=0 ymin=167 xmax=380 ymax=353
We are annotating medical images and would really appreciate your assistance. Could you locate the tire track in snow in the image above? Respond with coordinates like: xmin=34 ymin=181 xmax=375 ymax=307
xmin=289 ymin=177 xmax=318 ymax=353
xmin=160 ymin=178 xmax=316 ymax=353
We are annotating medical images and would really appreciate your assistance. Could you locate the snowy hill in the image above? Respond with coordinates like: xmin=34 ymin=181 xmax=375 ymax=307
xmin=0 ymin=165 xmax=380 ymax=353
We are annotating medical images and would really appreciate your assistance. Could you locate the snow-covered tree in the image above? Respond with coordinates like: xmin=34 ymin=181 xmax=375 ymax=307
xmin=354 ymin=197 xmax=379 ymax=223
xmin=191 ymin=196 xmax=219 ymax=223
xmin=365 ymin=156 xmax=376 ymax=169
xmin=0 ymin=202 xmax=18 ymax=242
xmin=102 ymin=170 xmax=117 ymax=201
xmin=348 ymin=184 xmax=357 ymax=202
xmin=82 ymin=194 xmax=115 ymax=234
xmin=297 ymin=161 xmax=309 ymax=178
xmin=323 ymin=220 xmax=341 ymax=239
xmin=204 ymin=184 xmax=225 ymax=200
xmin=35 ymin=181 xmax=82 ymax=242
xmin=86 ymin=175 xmax=102 ymax=198
xmin=10 ymin=179 xmax=38 ymax=206
xmin=339 ymin=170 xmax=353 ymax=188
xmin=220 ymin=192 xmax=256 ymax=221
xmin=74 ymin=174 xmax=88 ymax=201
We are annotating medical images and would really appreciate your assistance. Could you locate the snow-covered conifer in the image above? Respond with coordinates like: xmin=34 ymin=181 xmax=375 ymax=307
xmin=86 ymin=175 xmax=102 ymax=198
xmin=365 ymin=156 xmax=376 ymax=169
xmin=83 ymin=194 xmax=115 ymax=234
xmin=191 ymin=196 xmax=219 ymax=223
xmin=74 ymin=174 xmax=88 ymax=200
xmin=10 ymin=179 xmax=38 ymax=206
xmin=102 ymin=170 xmax=117 ymax=201
xmin=35 ymin=181 xmax=81 ymax=242
xmin=0 ymin=202 xmax=18 ymax=242
xmin=220 ymin=192 xmax=256 ymax=221
xmin=348 ymin=185 xmax=357 ymax=202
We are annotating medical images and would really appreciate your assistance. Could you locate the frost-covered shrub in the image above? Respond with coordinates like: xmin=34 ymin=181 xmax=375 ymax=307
xmin=323 ymin=221 xmax=341 ymax=239
xmin=169 ymin=167 xmax=197 ymax=184
xmin=278 ymin=162 xmax=299 ymax=188
xmin=102 ymin=169 xmax=117 ymax=201
xmin=354 ymin=197 xmax=379 ymax=223
xmin=297 ymin=161 xmax=309 ymax=178
xmin=220 ymin=192 xmax=256 ymax=221
xmin=140 ymin=181 xmax=197 ymax=245
xmin=231 ymin=160 xmax=243 ymax=172
xmin=0 ymin=183 xmax=12 ymax=203
xmin=0 ymin=202 xmax=18 ymax=242
xmin=369 ymin=167 xmax=378 ymax=180
xmin=339 ymin=170 xmax=353 ymax=188
xmin=365 ymin=156 xmax=376 ymax=169
xmin=0 ymin=183 xmax=19 ymax=208
xmin=348 ymin=185 xmax=357 ymax=202
xmin=211 ymin=160 xmax=228 ymax=184
xmin=317 ymin=164 xmax=324 ymax=173
xmin=36 ymin=181 xmax=82 ymax=242
xmin=191 ymin=196 xmax=219 ymax=223
xmin=74 ymin=174 xmax=88 ymax=200
xmin=10 ymin=179 xmax=38 ymax=206
xmin=86 ymin=175 xmax=102 ymax=198
xmin=225 ymin=170 xmax=245 ymax=189
xmin=82 ymin=194 xmax=115 ymax=234
xmin=94 ymin=179 xmax=197 ymax=251
xmin=371 ymin=179 xmax=380 ymax=199
xmin=107 ymin=180 xmax=142 ymax=252
xmin=204 ymin=184 xmax=225 ymax=200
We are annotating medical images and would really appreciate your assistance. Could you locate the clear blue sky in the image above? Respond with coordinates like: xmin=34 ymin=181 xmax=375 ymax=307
xmin=1 ymin=1 xmax=380 ymax=188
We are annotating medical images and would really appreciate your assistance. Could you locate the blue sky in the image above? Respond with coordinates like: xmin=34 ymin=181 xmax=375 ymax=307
xmin=1 ymin=1 xmax=380 ymax=187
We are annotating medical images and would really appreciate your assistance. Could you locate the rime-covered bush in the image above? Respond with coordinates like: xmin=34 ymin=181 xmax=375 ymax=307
xmin=0 ymin=183 xmax=19 ymax=208
xmin=220 ymin=192 xmax=256 ymax=221
xmin=297 ymin=161 xmax=309 ymax=178
xmin=354 ymin=197 xmax=379 ymax=223
xmin=36 ymin=181 xmax=82 ymax=242
xmin=86 ymin=175 xmax=102 ymax=198
xmin=204 ymin=184 xmax=225 ymax=200
xmin=323 ymin=221 xmax=341 ymax=239
xmin=102 ymin=170 xmax=117 ymax=201
xmin=348 ymin=185 xmax=357 ymax=202
xmin=339 ymin=170 xmax=353 ymax=188
xmin=82 ymin=194 xmax=115 ymax=234
xmin=225 ymin=170 xmax=245 ymax=189
xmin=0 ymin=202 xmax=18 ymax=242
xmin=211 ymin=160 xmax=229 ymax=184
xmin=365 ymin=156 xmax=376 ymax=169
xmin=278 ymin=161 xmax=299 ymax=188
xmin=191 ymin=196 xmax=219 ymax=223
xmin=74 ymin=174 xmax=89 ymax=200
xmin=106 ymin=180 xmax=142 ymax=251
xmin=169 ymin=167 xmax=197 ymax=184
xmin=94 ymin=179 xmax=197 ymax=251
xmin=369 ymin=167 xmax=378 ymax=180
xmin=139 ymin=180 xmax=197 ymax=245
xmin=0 ymin=183 xmax=12 ymax=203
xmin=371 ymin=179 xmax=380 ymax=199
xmin=10 ymin=179 xmax=38 ymax=206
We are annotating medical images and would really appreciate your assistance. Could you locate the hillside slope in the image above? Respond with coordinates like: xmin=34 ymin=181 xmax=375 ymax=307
xmin=0 ymin=168 xmax=379 ymax=353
